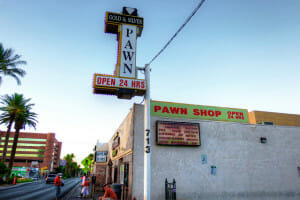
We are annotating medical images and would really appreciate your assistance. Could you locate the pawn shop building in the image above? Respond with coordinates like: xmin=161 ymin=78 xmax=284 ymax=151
xmin=94 ymin=101 xmax=300 ymax=200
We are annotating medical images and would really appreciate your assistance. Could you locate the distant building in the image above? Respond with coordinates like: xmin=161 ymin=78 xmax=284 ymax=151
xmin=249 ymin=111 xmax=300 ymax=127
xmin=92 ymin=142 xmax=109 ymax=190
xmin=0 ymin=131 xmax=62 ymax=172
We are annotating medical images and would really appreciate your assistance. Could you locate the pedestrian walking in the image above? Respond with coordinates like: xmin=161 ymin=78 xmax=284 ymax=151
xmin=82 ymin=174 xmax=90 ymax=198
xmin=54 ymin=174 xmax=63 ymax=200
xmin=92 ymin=174 xmax=96 ymax=184
xmin=91 ymin=174 xmax=96 ymax=199
xmin=81 ymin=173 xmax=86 ymax=198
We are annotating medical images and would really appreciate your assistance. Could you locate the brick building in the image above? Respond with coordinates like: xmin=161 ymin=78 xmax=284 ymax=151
xmin=248 ymin=111 xmax=300 ymax=127
xmin=0 ymin=131 xmax=62 ymax=172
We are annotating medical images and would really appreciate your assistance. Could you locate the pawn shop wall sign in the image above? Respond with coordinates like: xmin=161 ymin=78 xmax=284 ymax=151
xmin=93 ymin=7 xmax=146 ymax=99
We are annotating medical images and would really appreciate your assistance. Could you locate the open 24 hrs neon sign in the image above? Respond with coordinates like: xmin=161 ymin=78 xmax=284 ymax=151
xmin=93 ymin=10 xmax=145 ymax=97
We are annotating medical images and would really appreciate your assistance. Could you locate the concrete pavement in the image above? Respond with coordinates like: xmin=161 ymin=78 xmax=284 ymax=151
xmin=62 ymin=183 xmax=103 ymax=200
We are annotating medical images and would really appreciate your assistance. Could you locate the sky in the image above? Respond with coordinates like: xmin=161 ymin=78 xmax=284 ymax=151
xmin=1 ymin=0 xmax=300 ymax=164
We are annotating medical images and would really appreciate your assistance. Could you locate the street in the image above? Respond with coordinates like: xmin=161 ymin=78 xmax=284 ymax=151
xmin=0 ymin=177 xmax=80 ymax=200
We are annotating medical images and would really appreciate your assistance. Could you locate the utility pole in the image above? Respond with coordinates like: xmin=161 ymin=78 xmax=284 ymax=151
xmin=144 ymin=64 xmax=151 ymax=200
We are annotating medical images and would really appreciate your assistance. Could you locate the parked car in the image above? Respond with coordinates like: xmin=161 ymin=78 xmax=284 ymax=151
xmin=46 ymin=174 xmax=56 ymax=184
xmin=31 ymin=175 xmax=40 ymax=181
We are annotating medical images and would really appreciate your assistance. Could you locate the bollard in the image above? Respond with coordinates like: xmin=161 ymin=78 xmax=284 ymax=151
xmin=13 ymin=176 xmax=17 ymax=185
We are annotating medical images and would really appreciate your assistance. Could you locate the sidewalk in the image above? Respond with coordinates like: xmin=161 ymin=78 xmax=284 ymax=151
xmin=62 ymin=183 xmax=104 ymax=200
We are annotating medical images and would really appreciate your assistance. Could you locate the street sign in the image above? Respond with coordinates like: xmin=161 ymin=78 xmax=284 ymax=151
xmin=60 ymin=160 xmax=66 ymax=166
xmin=31 ymin=161 xmax=38 ymax=165
xmin=95 ymin=151 xmax=107 ymax=162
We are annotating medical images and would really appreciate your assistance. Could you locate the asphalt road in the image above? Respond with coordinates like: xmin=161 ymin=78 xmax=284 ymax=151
xmin=0 ymin=177 xmax=81 ymax=200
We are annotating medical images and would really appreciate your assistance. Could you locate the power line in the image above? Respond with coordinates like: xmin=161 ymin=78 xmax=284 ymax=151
xmin=147 ymin=0 xmax=206 ymax=65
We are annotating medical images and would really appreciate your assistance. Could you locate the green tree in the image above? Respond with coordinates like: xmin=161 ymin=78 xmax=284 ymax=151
xmin=0 ymin=43 xmax=26 ymax=85
xmin=0 ymin=160 xmax=9 ymax=184
xmin=55 ymin=165 xmax=65 ymax=174
xmin=0 ymin=93 xmax=34 ymax=162
xmin=64 ymin=153 xmax=75 ymax=177
xmin=81 ymin=153 xmax=94 ymax=173
xmin=7 ymin=96 xmax=38 ymax=172
xmin=71 ymin=162 xmax=81 ymax=177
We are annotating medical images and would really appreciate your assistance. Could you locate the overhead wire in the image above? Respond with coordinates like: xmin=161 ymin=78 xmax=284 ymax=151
xmin=147 ymin=0 xmax=206 ymax=66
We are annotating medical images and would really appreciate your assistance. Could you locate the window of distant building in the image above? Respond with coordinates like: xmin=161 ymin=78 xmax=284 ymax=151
xmin=0 ymin=142 xmax=46 ymax=146
xmin=1 ymin=137 xmax=47 ymax=142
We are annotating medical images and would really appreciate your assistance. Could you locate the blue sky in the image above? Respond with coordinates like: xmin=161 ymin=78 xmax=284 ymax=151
xmin=1 ymin=0 xmax=300 ymax=163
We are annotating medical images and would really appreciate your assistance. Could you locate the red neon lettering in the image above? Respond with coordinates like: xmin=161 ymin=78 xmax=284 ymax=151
xmin=200 ymin=110 xmax=207 ymax=116
xmin=97 ymin=77 xmax=102 ymax=84
xmin=131 ymin=80 xmax=136 ymax=88
xmin=102 ymin=78 xmax=107 ymax=85
xmin=136 ymin=81 xmax=140 ymax=88
xmin=124 ymin=80 xmax=128 ymax=87
xmin=162 ymin=106 xmax=170 ymax=113
xmin=208 ymin=110 xmax=214 ymax=117
xmin=180 ymin=108 xmax=187 ymax=115
xmin=216 ymin=111 xmax=221 ymax=117
xmin=241 ymin=112 xmax=244 ymax=120
xmin=107 ymin=78 xmax=111 ymax=85
xmin=111 ymin=78 xmax=116 ymax=86
xmin=141 ymin=81 xmax=145 ymax=89
xmin=154 ymin=106 xmax=161 ymax=113
xmin=169 ymin=107 xmax=180 ymax=114
xmin=193 ymin=109 xmax=200 ymax=116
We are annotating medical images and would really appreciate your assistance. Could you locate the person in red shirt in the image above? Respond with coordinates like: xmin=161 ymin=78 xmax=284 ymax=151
xmin=99 ymin=184 xmax=118 ymax=200
xmin=82 ymin=175 xmax=90 ymax=198
xmin=54 ymin=174 xmax=62 ymax=200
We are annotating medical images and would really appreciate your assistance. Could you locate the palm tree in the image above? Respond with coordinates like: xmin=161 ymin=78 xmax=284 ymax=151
xmin=0 ymin=93 xmax=33 ymax=161
xmin=0 ymin=43 xmax=26 ymax=85
xmin=71 ymin=162 xmax=78 ymax=177
xmin=64 ymin=153 xmax=75 ymax=177
xmin=8 ymin=99 xmax=38 ymax=171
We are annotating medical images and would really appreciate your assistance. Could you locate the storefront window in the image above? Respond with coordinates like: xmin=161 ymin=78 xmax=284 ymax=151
xmin=114 ymin=167 xmax=118 ymax=183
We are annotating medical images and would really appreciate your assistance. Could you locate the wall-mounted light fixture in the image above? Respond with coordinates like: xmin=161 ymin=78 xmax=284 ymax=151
xmin=260 ymin=137 xmax=267 ymax=144
xmin=211 ymin=166 xmax=216 ymax=175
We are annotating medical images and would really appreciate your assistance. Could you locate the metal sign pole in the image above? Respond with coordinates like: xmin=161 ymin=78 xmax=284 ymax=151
xmin=144 ymin=64 xmax=151 ymax=200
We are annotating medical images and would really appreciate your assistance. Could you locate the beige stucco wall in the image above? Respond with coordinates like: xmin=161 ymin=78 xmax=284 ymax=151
xmin=103 ymin=106 xmax=135 ymax=199
xmin=132 ymin=104 xmax=300 ymax=200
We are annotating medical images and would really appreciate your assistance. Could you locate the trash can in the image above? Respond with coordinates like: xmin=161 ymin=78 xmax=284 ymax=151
xmin=165 ymin=178 xmax=176 ymax=200
xmin=112 ymin=183 xmax=122 ymax=200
